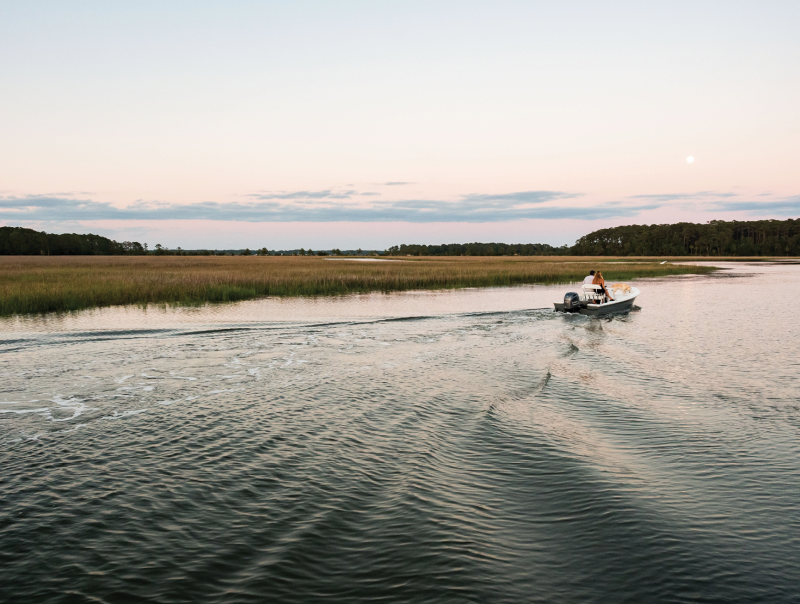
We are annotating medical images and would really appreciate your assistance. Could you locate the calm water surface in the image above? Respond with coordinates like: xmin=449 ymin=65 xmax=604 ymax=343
xmin=2 ymin=263 xmax=799 ymax=603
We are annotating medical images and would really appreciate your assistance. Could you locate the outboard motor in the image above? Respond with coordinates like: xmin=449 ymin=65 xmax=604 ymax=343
xmin=563 ymin=292 xmax=581 ymax=312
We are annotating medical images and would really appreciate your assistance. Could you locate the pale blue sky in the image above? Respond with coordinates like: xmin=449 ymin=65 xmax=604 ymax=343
xmin=1 ymin=1 xmax=798 ymax=248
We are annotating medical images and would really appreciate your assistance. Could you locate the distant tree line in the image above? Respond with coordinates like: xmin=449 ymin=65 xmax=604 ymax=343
xmin=0 ymin=226 xmax=144 ymax=255
xmin=3 ymin=218 xmax=798 ymax=257
xmin=570 ymin=218 xmax=800 ymax=256
xmin=387 ymin=219 xmax=800 ymax=257
xmin=384 ymin=242 xmax=569 ymax=256
xmin=152 ymin=244 xmax=217 ymax=256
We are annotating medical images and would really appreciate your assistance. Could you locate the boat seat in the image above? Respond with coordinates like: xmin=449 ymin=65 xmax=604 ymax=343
xmin=582 ymin=284 xmax=606 ymax=303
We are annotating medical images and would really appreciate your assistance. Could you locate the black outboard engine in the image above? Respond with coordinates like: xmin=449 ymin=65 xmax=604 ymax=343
xmin=563 ymin=292 xmax=581 ymax=312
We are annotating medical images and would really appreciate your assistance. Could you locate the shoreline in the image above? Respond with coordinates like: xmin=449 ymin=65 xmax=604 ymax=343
xmin=0 ymin=256 xmax=720 ymax=317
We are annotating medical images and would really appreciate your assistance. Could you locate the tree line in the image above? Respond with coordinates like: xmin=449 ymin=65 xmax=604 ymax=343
xmin=570 ymin=218 xmax=800 ymax=256
xmin=2 ymin=218 xmax=799 ymax=256
xmin=389 ymin=219 xmax=800 ymax=256
xmin=385 ymin=242 xmax=569 ymax=256
xmin=0 ymin=226 xmax=145 ymax=255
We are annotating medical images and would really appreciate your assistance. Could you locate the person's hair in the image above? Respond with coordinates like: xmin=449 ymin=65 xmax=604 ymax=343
xmin=589 ymin=270 xmax=595 ymax=275
xmin=592 ymin=271 xmax=604 ymax=284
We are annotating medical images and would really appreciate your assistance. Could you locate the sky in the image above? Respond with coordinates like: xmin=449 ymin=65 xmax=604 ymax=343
xmin=1 ymin=1 xmax=798 ymax=249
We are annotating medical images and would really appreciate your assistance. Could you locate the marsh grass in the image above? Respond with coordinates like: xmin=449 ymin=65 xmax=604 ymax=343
xmin=0 ymin=255 xmax=715 ymax=316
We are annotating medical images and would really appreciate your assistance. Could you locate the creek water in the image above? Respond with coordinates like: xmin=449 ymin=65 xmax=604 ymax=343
xmin=1 ymin=262 xmax=799 ymax=603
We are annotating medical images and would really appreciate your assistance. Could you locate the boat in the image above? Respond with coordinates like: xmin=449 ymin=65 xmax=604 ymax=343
xmin=553 ymin=283 xmax=640 ymax=317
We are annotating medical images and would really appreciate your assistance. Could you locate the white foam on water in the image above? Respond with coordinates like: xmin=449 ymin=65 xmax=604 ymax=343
xmin=51 ymin=408 xmax=89 ymax=422
xmin=140 ymin=373 xmax=165 ymax=380
xmin=49 ymin=395 xmax=94 ymax=422
xmin=166 ymin=372 xmax=198 ymax=380
xmin=54 ymin=423 xmax=88 ymax=435
xmin=0 ymin=407 xmax=52 ymax=415
xmin=101 ymin=409 xmax=148 ymax=420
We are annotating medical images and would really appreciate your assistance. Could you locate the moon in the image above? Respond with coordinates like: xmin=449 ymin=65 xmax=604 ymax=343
xmin=686 ymin=156 xmax=694 ymax=163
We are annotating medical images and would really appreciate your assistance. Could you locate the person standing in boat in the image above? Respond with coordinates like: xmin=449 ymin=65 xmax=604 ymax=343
xmin=592 ymin=271 xmax=615 ymax=302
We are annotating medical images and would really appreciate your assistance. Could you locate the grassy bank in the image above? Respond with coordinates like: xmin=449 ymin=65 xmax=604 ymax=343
xmin=0 ymin=256 xmax=717 ymax=316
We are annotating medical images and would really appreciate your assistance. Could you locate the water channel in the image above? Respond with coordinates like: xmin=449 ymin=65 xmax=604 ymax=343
xmin=1 ymin=262 xmax=799 ymax=603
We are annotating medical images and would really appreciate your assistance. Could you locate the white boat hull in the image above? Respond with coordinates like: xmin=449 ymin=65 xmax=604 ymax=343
xmin=554 ymin=285 xmax=640 ymax=316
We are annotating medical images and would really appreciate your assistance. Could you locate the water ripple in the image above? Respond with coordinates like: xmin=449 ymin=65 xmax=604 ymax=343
xmin=2 ymin=265 xmax=800 ymax=603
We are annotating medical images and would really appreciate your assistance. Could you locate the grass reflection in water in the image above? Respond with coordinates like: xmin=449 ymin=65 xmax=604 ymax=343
xmin=0 ymin=255 xmax=714 ymax=316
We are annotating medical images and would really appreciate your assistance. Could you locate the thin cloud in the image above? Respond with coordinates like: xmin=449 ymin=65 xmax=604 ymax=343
xmin=0 ymin=191 xmax=659 ymax=223
xmin=629 ymin=191 xmax=739 ymax=202
xmin=383 ymin=182 xmax=413 ymax=186
xmin=245 ymin=189 xmax=359 ymax=200
xmin=709 ymin=196 xmax=800 ymax=214
xmin=461 ymin=190 xmax=579 ymax=206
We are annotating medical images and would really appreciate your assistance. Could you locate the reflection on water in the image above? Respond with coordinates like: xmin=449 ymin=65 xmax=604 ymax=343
xmin=0 ymin=282 xmax=570 ymax=333
xmin=1 ymin=263 xmax=799 ymax=603
xmin=323 ymin=257 xmax=402 ymax=262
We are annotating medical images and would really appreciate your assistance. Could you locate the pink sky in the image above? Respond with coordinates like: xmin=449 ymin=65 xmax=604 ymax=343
xmin=1 ymin=2 xmax=798 ymax=248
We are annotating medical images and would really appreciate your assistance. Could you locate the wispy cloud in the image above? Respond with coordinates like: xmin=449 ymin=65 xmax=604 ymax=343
xmin=245 ymin=189 xmax=358 ymax=200
xmin=4 ymin=190 xmax=796 ymax=225
xmin=708 ymin=196 xmax=800 ymax=214
xmin=461 ymin=190 xmax=578 ymax=206
xmin=383 ymin=182 xmax=413 ymax=186
xmin=625 ymin=191 xmax=800 ymax=217
xmin=0 ymin=190 xmax=663 ymax=223
xmin=629 ymin=191 xmax=739 ymax=202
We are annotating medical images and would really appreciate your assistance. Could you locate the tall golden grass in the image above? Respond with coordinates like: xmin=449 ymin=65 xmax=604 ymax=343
xmin=0 ymin=255 xmax=714 ymax=316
